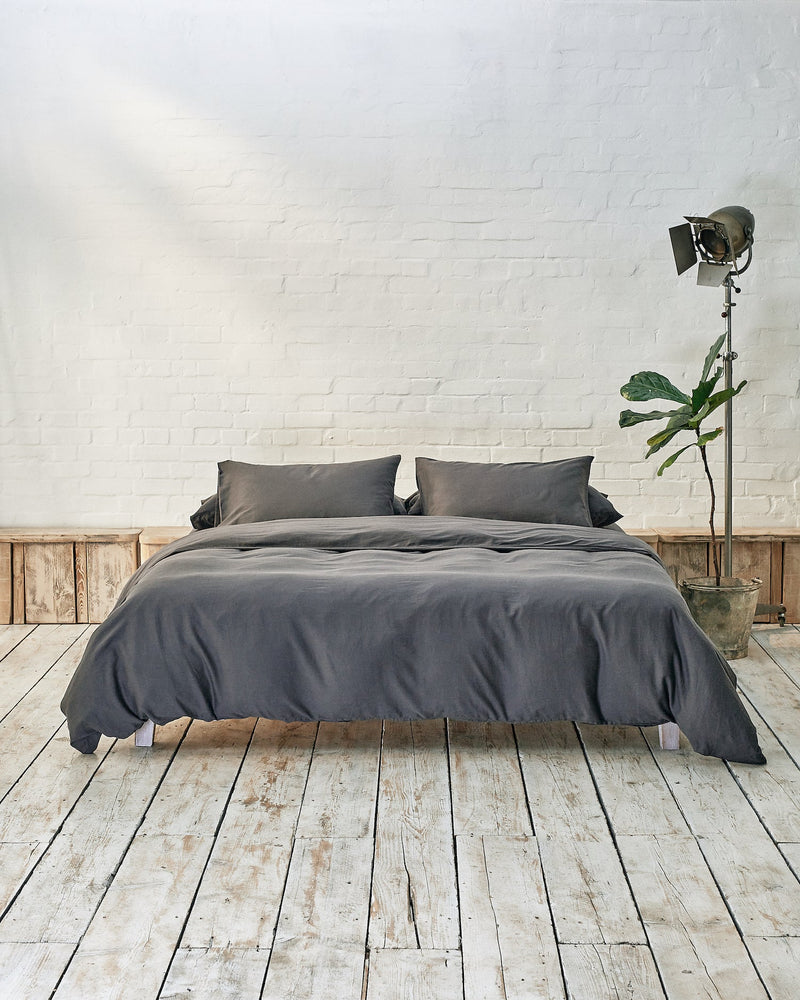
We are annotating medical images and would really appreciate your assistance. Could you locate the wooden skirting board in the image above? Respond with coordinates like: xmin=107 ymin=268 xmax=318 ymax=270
xmin=0 ymin=525 xmax=798 ymax=625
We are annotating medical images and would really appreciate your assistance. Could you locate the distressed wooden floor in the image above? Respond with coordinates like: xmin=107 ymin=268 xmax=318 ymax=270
xmin=0 ymin=625 xmax=799 ymax=999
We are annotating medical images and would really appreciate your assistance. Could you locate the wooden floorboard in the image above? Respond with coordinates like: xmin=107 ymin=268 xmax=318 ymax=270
xmin=0 ymin=625 xmax=799 ymax=999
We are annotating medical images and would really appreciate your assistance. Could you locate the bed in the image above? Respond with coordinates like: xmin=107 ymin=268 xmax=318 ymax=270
xmin=60 ymin=455 xmax=766 ymax=765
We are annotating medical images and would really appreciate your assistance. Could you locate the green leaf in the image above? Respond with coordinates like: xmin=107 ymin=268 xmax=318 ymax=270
xmin=701 ymin=334 xmax=726 ymax=381
xmin=691 ymin=374 xmax=721 ymax=415
xmin=619 ymin=407 xmax=685 ymax=429
xmin=663 ymin=407 xmax=693 ymax=431
xmin=620 ymin=371 xmax=691 ymax=405
xmin=652 ymin=428 xmax=723 ymax=470
xmin=696 ymin=427 xmax=723 ymax=447
xmin=645 ymin=426 xmax=685 ymax=457
xmin=688 ymin=379 xmax=747 ymax=428
xmin=703 ymin=380 xmax=747 ymax=416
xmin=657 ymin=443 xmax=695 ymax=476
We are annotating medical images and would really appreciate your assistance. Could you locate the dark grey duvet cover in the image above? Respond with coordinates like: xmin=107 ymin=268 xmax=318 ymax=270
xmin=61 ymin=517 xmax=765 ymax=764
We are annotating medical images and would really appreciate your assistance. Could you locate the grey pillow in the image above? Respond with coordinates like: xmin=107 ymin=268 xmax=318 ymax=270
xmin=190 ymin=494 xmax=220 ymax=530
xmin=413 ymin=456 xmax=594 ymax=527
xmin=587 ymin=487 xmax=623 ymax=527
xmin=405 ymin=482 xmax=622 ymax=527
xmin=192 ymin=487 xmax=407 ymax=528
xmin=217 ymin=456 xmax=401 ymax=525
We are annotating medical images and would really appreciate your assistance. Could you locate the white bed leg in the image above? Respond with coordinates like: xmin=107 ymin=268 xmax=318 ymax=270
xmin=134 ymin=719 xmax=155 ymax=747
xmin=658 ymin=722 xmax=680 ymax=750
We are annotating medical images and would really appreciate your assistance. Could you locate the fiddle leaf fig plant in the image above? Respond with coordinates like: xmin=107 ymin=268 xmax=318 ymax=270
xmin=619 ymin=333 xmax=746 ymax=586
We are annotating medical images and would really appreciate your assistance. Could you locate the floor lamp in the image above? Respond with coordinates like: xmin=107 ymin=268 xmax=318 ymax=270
xmin=669 ymin=207 xmax=785 ymax=623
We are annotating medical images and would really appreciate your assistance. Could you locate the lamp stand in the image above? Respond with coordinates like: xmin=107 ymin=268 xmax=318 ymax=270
xmin=721 ymin=275 xmax=737 ymax=579
xmin=721 ymin=275 xmax=786 ymax=624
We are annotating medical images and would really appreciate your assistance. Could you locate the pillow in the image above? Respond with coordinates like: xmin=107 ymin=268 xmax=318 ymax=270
xmin=404 ymin=491 xmax=422 ymax=515
xmin=190 ymin=494 xmax=220 ymax=530
xmin=587 ymin=487 xmax=623 ymax=527
xmin=405 ymin=483 xmax=622 ymax=526
xmin=413 ymin=456 xmax=594 ymax=526
xmin=217 ymin=455 xmax=401 ymax=525
xmin=191 ymin=487 xmax=408 ymax=528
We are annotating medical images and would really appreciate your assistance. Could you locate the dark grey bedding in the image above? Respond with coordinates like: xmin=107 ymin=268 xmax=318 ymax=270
xmin=61 ymin=517 xmax=765 ymax=764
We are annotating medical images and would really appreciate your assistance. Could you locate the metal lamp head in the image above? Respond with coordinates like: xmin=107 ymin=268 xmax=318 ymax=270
xmin=696 ymin=206 xmax=755 ymax=263
xmin=669 ymin=205 xmax=755 ymax=286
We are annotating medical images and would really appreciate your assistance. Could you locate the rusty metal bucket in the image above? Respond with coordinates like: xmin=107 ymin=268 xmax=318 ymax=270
xmin=679 ymin=577 xmax=762 ymax=660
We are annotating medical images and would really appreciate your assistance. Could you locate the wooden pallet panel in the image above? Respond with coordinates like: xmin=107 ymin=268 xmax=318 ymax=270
xmin=23 ymin=543 xmax=76 ymax=623
xmin=4 ymin=526 xmax=797 ymax=626
xmin=654 ymin=528 xmax=800 ymax=622
xmin=626 ymin=529 xmax=659 ymax=550
xmin=74 ymin=543 xmax=88 ymax=623
xmin=86 ymin=540 xmax=138 ymax=621
xmin=732 ymin=539 xmax=771 ymax=580
xmin=0 ymin=544 xmax=10 ymax=625
xmin=731 ymin=539 xmax=772 ymax=622
xmin=783 ymin=540 xmax=800 ymax=622
xmin=770 ymin=538 xmax=784 ymax=622
xmin=138 ymin=526 xmax=191 ymax=563
xmin=11 ymin=544 xmax=25 ymax=623
xmin=657 ymin=540 xmax=708 ymax=587
xmin=0 ymin=530 xmax=141 ymax=624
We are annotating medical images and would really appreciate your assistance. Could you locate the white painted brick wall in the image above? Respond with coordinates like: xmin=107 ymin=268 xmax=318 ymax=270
xmin=1 ymin=0 xmax=799 ymax=528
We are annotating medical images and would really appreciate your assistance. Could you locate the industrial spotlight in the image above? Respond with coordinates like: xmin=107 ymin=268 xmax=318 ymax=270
xmin=667 ymin=205 xmax=783 ymax=627
xmin=669 ymin=205 xmax=755 ymax=286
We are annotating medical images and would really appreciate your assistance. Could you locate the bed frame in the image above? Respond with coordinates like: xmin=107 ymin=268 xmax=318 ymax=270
xmin=132 ymin=718 xmax=682 ymax=750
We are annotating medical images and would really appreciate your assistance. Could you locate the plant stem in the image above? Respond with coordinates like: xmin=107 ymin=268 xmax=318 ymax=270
xmin=699 ymin=439 xmax=721 ymax=586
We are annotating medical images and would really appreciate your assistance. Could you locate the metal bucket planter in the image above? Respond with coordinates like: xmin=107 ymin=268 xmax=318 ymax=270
xmin=679 ymin=577 xmax=762 ymax=660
